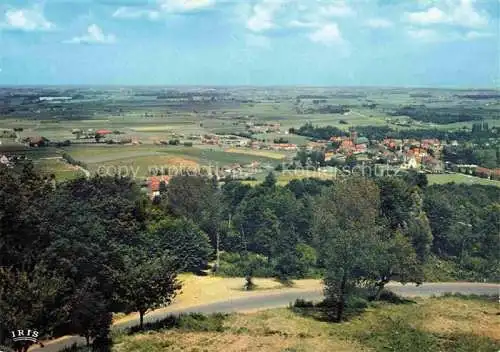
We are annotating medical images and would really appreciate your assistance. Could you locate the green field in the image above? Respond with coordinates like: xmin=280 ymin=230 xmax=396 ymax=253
xmin=428 ymin=173 xmax=500 ymax=187
xmin=59 ymin=145 xmax=283 ymax=178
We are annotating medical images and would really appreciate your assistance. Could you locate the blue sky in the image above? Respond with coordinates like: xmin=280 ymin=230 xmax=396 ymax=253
xmin=0 ymin=0 xmax=498 ymax=87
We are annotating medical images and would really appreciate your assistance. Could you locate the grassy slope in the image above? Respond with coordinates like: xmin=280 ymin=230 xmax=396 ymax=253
xmin=113 ymin=296 xmax=500 ymax=352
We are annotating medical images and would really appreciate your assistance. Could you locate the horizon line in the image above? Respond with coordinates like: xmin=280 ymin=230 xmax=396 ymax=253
xmin=0 ymin=84 xmax=498 ymax=91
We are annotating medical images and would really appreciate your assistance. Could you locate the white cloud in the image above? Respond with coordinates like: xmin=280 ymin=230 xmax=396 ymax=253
xmin=113 ymin=0 xmax=215 ymax=21
xmin=405 ymin=0 xmax=488 ymax=28
xmin=309 ymin=23 xmax=343 ymax=46
xmin=405 ymin=7 xmax=447 ymax=25
xmin=64 ymin=25 xmax=116 ymax=45
xmin=2 ymin=6 xmax=54 ymax=31
xmin=159 ymin=0 xmax=216 ymax=13
xmin=112 ymin=7 xmax=160 ymax=20
xmin=450 ymin=0 xmax=488 ymax=28
xmin=365 ymin=18 xmax=394 ymax=28
xmin=319 ymin=1 xmax=355 ymax=18
xmin=246 ymin=0 xmax=284 ymax=32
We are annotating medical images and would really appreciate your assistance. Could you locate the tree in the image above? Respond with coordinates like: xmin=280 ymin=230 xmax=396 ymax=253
xmin=376 ymin=178 xmax=413 ymax=229
xmin=372 ymin=229 xmax=423 ymax=300
xmin=69 ymin=278 xmax=112 ymax=347
xmin=313 ymin=178 xmax=381 ymax=322
xmin=120 ymin=255 xmax=180 ymax=330
xmin=147 ymin=217 xmax=213 ymax=273
xmin=262 ymin=172 xmax=277 ymax=188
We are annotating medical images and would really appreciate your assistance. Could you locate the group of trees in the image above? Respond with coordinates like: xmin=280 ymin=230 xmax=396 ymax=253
xmin=0 ymin=162 xmax=192 ymax=350
xmin=389 ymin=105 xmax=497 ymax=124
xmin=289 ymin=123 xmax=499 ymax=144
xmin=289 ymin=122 xmax=347 ymax=140
xmin=154 ymin=171 xmax=498 ymax=321
xmin=444 ymin=145 xmax=499 ymax=169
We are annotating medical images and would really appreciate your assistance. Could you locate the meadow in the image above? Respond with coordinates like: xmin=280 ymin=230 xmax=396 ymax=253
xmin=428 ymin=173 xmax=500 ymax=187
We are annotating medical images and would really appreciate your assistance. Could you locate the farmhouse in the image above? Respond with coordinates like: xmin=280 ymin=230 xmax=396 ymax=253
xmin=147 ymin=175 xmax=171 ymax=200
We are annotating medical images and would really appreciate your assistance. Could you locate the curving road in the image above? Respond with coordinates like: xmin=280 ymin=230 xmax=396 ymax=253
xmin=30 ymin=282 xmax=498 ymax=352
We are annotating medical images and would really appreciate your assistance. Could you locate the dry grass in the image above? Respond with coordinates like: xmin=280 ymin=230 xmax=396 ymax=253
xmin=109 ymin=296 xmax=500 ymax=352
xmin=419 ymin=297 xmax=500 ymax=340
xmin=114 ymin=308 xmax=366 ymax=352
xmin=114 ymin=330 xmax=362 ymax=352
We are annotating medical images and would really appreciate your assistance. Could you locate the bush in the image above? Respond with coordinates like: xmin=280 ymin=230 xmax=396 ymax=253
xmin=371 ymin=289 xmax=406 ymax=304
xmin=293 ymin=299 xmax=315 ymax=308
xmin=183 ymin=142 xmax=193 ymax=147
xmin=346 ymin=296 xmax=368 ymax=310
xmin=129 ymin=313 xmax=227 ymax=334
xmin=177 ymin=313 xmax=226 ymax=332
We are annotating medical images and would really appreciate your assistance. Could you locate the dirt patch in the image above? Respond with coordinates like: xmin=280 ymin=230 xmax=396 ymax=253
xmin=164 ymin=157 xmax=199 ymax=167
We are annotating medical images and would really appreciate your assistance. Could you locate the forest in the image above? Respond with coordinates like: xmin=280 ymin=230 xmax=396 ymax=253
xmin=0 ymin=161 xmax=499 ymax=350
xmin=389 ymin=105 xmax=499 ymax=124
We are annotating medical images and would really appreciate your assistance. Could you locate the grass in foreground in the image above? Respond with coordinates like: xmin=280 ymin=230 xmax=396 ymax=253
xmin=111 ymin=295 xmax=499 ymax=352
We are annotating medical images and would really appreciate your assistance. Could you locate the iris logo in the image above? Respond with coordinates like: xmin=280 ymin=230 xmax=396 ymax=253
xmin=2 ymin=330 xmax=41 ymax=352
xmin=10 ymin=330 xmax=39 ymax=343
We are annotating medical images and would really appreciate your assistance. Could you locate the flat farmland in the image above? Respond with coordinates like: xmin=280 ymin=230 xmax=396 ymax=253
xmin=34 ymin=158 xmax=84 ymax=180
xmin=62 ymin=145 xmax=283 ymax=178
xmin=223 ymin=147 xmax=291 ymax=160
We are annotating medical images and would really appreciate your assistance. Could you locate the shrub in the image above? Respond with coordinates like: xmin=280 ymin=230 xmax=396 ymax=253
xmin=293 ymin=299 xmax=315 ymax=308
xmin=371 ymin=289 xmax=405 ymax=304
xmin=129 ymin=313 xmax=227 ymax=334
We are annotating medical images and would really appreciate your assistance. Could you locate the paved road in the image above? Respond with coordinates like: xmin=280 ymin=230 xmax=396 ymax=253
xmin=30 ymin=282 xmax=498 ymax=352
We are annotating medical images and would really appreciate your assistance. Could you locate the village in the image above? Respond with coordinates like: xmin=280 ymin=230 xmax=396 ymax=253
xmin=2 ymin=118 xmax=500 ymax=202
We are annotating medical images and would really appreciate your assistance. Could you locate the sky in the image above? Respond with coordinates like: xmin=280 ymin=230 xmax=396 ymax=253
xmin=0 ymin=0 xmax=498 ymax=87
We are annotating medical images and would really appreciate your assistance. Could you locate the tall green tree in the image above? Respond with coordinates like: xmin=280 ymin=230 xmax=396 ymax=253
xmin=120 ymin=255 xmax=181 ymax=330
xmin=147 ymin=217 xmax=213 ymax=273
xmin=313 ymin=178 xmax=381 ymax=322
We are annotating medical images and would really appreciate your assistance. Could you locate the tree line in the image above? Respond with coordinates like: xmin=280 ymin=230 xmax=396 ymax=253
xmin=290 ymin=123 xmax=500 ymax=143
xmin=1 ymin=161 xmax=498 ymax=350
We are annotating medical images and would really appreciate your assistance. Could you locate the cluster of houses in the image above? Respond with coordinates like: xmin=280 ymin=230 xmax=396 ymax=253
xmin=200 ymin=134 xmax=247 ymax=147
xmin=303 ymin=133 xmax=446 ymax=173
xmin=246 ymin=122 xmax=281 ymax=134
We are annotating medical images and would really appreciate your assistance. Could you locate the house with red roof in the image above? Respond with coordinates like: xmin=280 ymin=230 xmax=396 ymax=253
xmin=147 ymin=175 xmax=171 ymax=199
